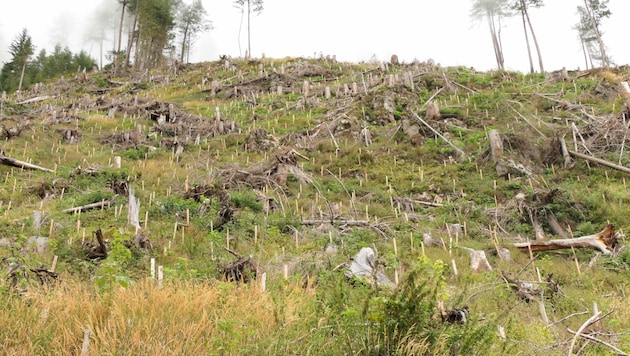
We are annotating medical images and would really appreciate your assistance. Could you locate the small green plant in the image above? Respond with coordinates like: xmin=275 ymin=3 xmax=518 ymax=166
xmin=93 ymin=229 xmax=133 ymax=293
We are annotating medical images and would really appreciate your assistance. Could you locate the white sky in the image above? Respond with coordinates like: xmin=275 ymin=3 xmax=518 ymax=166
xmin=0 ymin=0 xmax=628 ymax=73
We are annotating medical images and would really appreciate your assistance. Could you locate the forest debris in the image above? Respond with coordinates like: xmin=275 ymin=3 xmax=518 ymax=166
xmin=423 ymin=233 xmax=445 ymax=249
xmin=220 ymin=147 xmax=311 ymax=190
xmin=501 ymin=271 xmax=558 ymax=303
xmin=0 ymin=121 xmax=30 ymax=140
xmin=301 ymin=218 xmax=389 ymax=240
xmin=244 ymin=128 xmax=278 ymax=152
xmin=57 ymin=128 xmax=81 ymax=144
xmin=440 ymin=306 xmax=469 ymax=324
xmin=411 ymin=110 xmax=466 ymax=161
xmin=30 ymin=267 xmax=58 ymax=285
xmin=220 ymin=248 xmax=258 ymax=282
xmin=184 ymin=184 xmax=233 ymax=229
xmin=513 ymin=224 xmax=618 ymax=255
xmin=343 ymin=247 xmax=395 ymax=288
xmin=83 ymin=229 xmax=108 ymax=261
xmin=392 ymin=196 xmax=444 ymax=210
xmin=131 ymin=231 xmax=152 ymax=250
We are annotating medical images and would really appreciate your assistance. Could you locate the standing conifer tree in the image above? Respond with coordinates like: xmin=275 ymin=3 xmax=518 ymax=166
xmin=10 ymin=29 xmax=35 ymax=92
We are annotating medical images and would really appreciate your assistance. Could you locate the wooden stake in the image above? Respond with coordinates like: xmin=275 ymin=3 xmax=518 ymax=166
xmin=260 ymin=272 xmax=267 ymax=292
xmin=157 ymin=265 xmax=163 ymax=287
xmin=254 ymin=225 xmax=258 ymax=244
xmin=50 ymin=255 xmax=58 ymax=272
xmin=81 ymin=329 xmax=91 ymax=356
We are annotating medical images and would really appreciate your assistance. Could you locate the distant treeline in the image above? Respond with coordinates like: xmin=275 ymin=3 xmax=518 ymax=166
xmin=1 ymin=44 xmax=97 ymax=94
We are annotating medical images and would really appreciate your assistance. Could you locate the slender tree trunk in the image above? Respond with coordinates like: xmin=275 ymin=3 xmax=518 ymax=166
xmin=520 ymin=10 xmax=534 ymax=74
xmin=487 ymin=11 xmax=504 ymax=70
xmin=115 ymin=3 xmax=126 ymax=74
xmin=580 ymin=36 xmax=589 ymax=70
xmin=117 ymin=3 xmax=126 ymax=53
xmin=247 ymin=0 xmax=251 ymax=58
xmin=522 ymin=3 xmax=544 ymax=73
xmin=180 ymin=23 xmax=189 ymax=63
xmin=583 ymin=0 xmax=608 ymax=68
xmin=125 ymin=0 xmax=140 ymax=69
xmin=18 ymin=59 xmax=27 ymax=92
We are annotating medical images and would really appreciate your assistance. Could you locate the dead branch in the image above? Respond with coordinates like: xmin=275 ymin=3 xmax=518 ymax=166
xmin=501 ymin=271 xmax=543 ymax=303
xmin=567 ymin=327 xmax=629 ymax=356
xmin=513 ymin=224 xmax=618 ymax=254
xmin=410 ymin=110 xmax=466 ymax=160
xmin=568 ymin=311 xmax=603 ymax=355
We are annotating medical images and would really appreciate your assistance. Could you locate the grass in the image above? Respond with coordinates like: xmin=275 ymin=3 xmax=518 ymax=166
xmin=1 ymin=57 xmax=630 ymax=354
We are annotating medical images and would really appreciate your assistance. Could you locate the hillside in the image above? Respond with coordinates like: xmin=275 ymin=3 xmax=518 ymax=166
xmin=1 ymin=57 xmax=630 ymax=355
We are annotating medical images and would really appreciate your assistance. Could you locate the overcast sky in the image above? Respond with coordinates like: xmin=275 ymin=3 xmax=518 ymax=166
xmin=0 ymin=0 xmax=628 ymax=73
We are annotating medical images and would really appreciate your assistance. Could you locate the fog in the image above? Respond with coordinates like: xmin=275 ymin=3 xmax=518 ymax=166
xmin=1 ymin=0 xmax=628 ymax=72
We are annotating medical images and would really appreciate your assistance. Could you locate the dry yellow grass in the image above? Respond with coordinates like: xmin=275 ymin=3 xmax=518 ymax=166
xmin=1 ymin=276 xmax=314 ymax=355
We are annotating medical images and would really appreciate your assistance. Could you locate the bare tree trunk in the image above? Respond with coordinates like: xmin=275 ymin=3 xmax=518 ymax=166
xmin=180 ymin=23 xmax=189 ymax=63
xmin=115 ymin=2 xmax=127 ymax=74
xmin=520 ymin=10 xmax=534 ymax=74
xmin=247 ymin=0 xmax=252 ymax=58
xmin=580 ymin=36 xmax=590 ymax=70
xmin=487 ymin=11 xmax=504 ymax=70
xmin=18 ymin=59 xmax=27 ymax=92
xmin=125 ymin=0 xmax=139 ymax=69
xmin=522 ymin=1 xmax=544 ymax=73
xmin=117 ymin=3 xmax=126 ymax=54
xmin=583 ymin=0 xmax=609 ymax=68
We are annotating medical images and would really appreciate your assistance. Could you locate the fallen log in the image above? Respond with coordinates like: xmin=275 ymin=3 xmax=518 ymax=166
xmin=568 ymin=150 xmax=630 ymax=175
xmin=63 ymin=196 xmax=117 ymax=214
xmin=514 ymin=224 xmax=618 ymax=254
xmin=0 ymin=155 xmax=54 ymax=172
xmin=17 ymin=95 xmax=56 ymax=105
